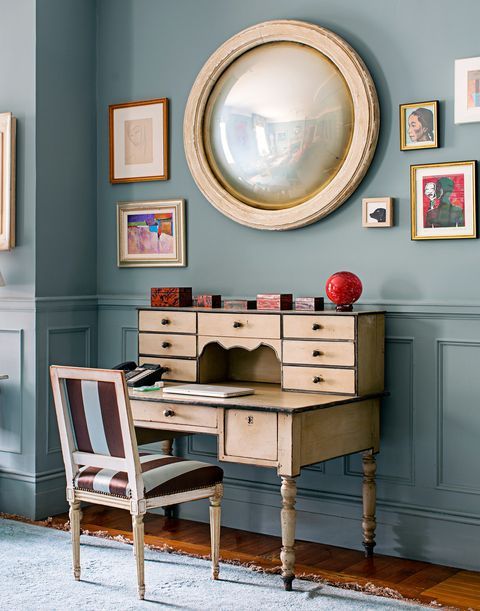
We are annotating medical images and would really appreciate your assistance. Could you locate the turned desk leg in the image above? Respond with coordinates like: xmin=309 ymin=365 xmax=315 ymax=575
xmin=280 ymin=476 xmax=297 ymax=591
xmin=362 ymin=450 xmax=377 ymax=557
xmin=161 ymin=439 xmax=175 ymax=518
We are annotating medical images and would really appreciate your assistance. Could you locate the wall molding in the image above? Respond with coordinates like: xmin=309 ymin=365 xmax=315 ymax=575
xmin=45 ymin=326 xmax=92 ymax=455
xmin=344 ymin=337 xmax=415 ymax=485
xmin=121 ymin=326 xmax=138 ymax=362
xmin=0 ymin=328 xmax=24 ymax=455
xmin=0 ymin=466 xmax=64 ymax=484
xmin=436 ymin=339 xmax=480 ymax=496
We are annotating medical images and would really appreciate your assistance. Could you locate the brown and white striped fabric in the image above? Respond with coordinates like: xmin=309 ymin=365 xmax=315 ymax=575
xmin=64 ymin=379 xmax=125 ymax=458
xmin=74 ymin=453 xmax=223 ymax=498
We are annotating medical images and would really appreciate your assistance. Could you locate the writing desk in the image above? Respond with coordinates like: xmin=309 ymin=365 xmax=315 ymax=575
xmin=130 ymin=382 xmax=381 ymax=590
xmin=131 ymin=306 xmax=384 ymax=590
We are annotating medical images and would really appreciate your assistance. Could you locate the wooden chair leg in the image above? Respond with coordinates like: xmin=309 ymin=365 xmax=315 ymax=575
xmin=69 ymin=500 xmax=82 ymax=581
xmin=132 ymin=514 xmax=145 ymax=599
xmin=209 ymin=484 xmax=223 ymax=580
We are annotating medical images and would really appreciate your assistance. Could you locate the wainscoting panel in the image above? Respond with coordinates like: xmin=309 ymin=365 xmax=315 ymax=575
xmin=0 ymin=329 xmax=23 ymax=454
xmin=46 ymin=326 xmax=91 ymax=454
xmin=436 ymin=340 xmax=480 ymax=495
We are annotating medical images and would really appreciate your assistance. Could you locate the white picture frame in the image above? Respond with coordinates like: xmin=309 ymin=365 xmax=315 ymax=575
xmin=362 ymin=197 xmax=393 ymax=227
xmin=0 ymin=112 xmax=16 ymax=251
xmin=117 ymin=199 xmax=186 ymax=267
xmin=455 ymin=57 xmax=480 ymax=124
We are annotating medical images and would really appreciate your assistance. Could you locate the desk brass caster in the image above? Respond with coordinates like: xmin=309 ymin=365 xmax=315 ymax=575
xmin=282 ymin=576 xmax=294 ymax=591
xmin=363 ymin=541 xmax=376 ymax=558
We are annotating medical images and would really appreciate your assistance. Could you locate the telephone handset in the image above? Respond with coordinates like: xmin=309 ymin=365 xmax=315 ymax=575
xmin=112 ymin=361 xmax=168 ymax=388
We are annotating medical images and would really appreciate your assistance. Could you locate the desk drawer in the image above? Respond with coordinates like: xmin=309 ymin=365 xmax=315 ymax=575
xmin=198 ymin=313 xmax=280 ymax=339
xmin=283 ymin=340 xmax=355 ymax=367
xmin=139 ymin=310 xmax=196 ymax=334
xmin=283 ymin=365 xmax=356 ymax=394
xmin=283 ymin=315 xmax=355 ymax=340
xmin=222 ymin=409 xmax=277 ymax=462
xmin=131 ymin=400 xmax=217 ymax=429
xmin=138 ymin=356 xmax=197 ymax=381
xmin=139 ymin=333 xmax=197 ymax=358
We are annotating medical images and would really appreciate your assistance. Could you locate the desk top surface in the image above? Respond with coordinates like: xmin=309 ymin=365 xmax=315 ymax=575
xmin=139 ymin=306 xmax=385 ymax=316
xmin=129 ymin=382 xmax=382 ymax=414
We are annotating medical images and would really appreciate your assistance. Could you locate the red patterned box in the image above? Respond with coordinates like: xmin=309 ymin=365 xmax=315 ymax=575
xmin=194 ymin=294 xmax=222 ymax=308
xmin=256 ymin=293 xmax=293 ymax=310
xmin=295 ymin=297 xmax=325 ymax=311
xmin=223 ymin=299 xmax=257 ymax=310
xmin=151 ymin=287 xmax=193 ymax=308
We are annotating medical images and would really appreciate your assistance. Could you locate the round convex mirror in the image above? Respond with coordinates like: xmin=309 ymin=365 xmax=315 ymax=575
xmin=184 ymin=20 xmax=379 ymax=230
xmin=204 ymin=41 xmax=354 ymax=211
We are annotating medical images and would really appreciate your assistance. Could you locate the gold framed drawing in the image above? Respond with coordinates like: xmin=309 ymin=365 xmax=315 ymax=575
xmin=0 ymin=112 xmax=16 ymax=251
xmin=109 ymin=98 xmax=168 ymax=183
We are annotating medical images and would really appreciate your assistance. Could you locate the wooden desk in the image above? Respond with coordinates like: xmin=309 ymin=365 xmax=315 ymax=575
xmin=132 ymin=306 xmax=384 ymax=590
xmin=130 ymin=382 xmax=381 ymax=590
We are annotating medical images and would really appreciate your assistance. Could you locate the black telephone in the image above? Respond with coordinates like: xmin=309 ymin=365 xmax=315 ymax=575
xmin=112 ymin=361 xmax=168 ymax=388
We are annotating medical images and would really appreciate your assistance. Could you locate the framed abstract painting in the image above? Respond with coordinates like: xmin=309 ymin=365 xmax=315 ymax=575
xmin=455 ymin=57 xmax=480 ymax=124
xmin=410 ymin=161 xmax=476 ymax=240
xmin=0 ymin=112 xmax=16 ymax=251
xmin=117 ymin=199 xmax=186 ymax=267
xmin=109 ymin=98 xmax=169 ymax=183
xmin=399 ymin=101 xmax=438 ymax=150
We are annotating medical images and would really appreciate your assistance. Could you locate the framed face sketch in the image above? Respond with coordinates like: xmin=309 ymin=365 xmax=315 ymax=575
xmin=362 ymin=198 xmax=393 ymax=227
xmin=400 ymin=101 xmax=438 ymax=150
xmin=0 ymin=112 xmax=16 ymax=251
xmin=410 ymin=161 xmax=476 ymax=240
xmin=455 ymin=57 xmax=480 ymax=123
xmin=117 ymin=199 xmax=186 ymax=267
xmin=109 ymin=98 xmax=168 ymax=183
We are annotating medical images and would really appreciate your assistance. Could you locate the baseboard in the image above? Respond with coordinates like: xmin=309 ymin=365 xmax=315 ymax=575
xmin=176 ymin=481 xmax=480 ymax=572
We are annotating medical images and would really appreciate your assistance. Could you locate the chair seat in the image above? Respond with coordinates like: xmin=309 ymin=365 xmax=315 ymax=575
xmin=74 ymin=453 xmax=223 ymax=499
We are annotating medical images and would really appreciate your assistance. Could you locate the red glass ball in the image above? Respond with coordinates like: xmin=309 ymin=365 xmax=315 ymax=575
xmin=325 ymin=271 xmax=363 ymax=311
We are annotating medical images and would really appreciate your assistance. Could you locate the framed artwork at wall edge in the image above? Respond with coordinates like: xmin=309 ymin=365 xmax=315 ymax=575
xmin=362 ymin=197 xmax=393 ymax=227
xmin=399 ymin=101 xmax=438 ymax=150
xmin=0 ymin=112 xmax=16 ymax=251
xmin=455 ymin=57 xmax=480 ymax=124
xmin=117 ymin=199 xmax=186 ymax=267
xmin=109 ymin=98 xmax=169 ymax=183
xmin=410 ymin=161 xmax=476 ymax=240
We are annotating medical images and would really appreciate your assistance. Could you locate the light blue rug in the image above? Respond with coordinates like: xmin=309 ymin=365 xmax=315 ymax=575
xmin=0 ymin=518 xmax=429 ymax=610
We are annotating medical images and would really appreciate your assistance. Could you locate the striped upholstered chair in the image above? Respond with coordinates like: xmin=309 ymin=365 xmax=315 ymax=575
xmin=50 ymin=365 xmax=224 ymax=599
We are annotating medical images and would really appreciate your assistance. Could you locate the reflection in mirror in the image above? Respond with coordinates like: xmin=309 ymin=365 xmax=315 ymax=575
xmin=204 ymin=42 xmax=354 ymax=210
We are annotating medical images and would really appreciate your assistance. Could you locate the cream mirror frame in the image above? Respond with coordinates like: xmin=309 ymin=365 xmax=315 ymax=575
xmin=184 ymin=20 xmax=380 ymax=231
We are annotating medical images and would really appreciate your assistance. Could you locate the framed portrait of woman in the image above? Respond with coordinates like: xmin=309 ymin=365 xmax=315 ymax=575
xmin=400 ymin=101 xmax=438 ymax=151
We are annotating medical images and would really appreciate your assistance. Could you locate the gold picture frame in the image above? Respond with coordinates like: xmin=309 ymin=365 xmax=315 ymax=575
xmin=109 ymin=98 xmax=168 ymax=183
xmin=0 ymin=112 xmax=16 ymax=251
xmin=117 ymin=199 xmax=186 ymax=267
xmin=410 ymin=161 xmax=476 ymax=240
xmin=362 ymin=198 xmax=393 ymax=227
xmin=400 ymin=101 xmax=438 ymax=151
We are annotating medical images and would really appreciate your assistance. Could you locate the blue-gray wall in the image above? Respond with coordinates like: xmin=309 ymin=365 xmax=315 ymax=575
xmin=1 ymin=0 xmax=480 ymax=572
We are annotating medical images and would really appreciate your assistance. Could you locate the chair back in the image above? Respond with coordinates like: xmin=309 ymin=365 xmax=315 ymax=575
xmin=50 ymin=366 xmax=144 ymax=501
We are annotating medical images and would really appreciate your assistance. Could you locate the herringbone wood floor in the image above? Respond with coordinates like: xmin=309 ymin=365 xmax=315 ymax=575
xmin=48 ymin=506 xmax=480 ymax=610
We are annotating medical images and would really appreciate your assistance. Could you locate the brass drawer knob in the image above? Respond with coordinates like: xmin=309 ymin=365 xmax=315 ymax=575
xmin=161 ymin=318 xmax=170 ymax=326
xmin=312 ymin=350 xmax=323 ymax=357
xmin=163 ymin=409 xmax=175 ymax=417
xmin=162 ymin=341 xmax=171 ymax=348
xmin=312 ymin=323 xmax=322 ymax=331
xmin=233 ymin=321 xmax=243 ymax=328
xmin=312 ymin=376 xmax=323 ymax=384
